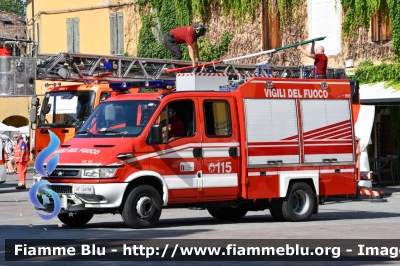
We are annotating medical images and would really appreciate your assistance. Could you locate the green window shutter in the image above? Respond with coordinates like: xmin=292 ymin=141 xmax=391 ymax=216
xmin=110 ymin=13 xmax=117 ymax=55
xmin=117 ymin=12 xmax=124 ymax=55
xmin=73 ymin=18 xmax=80 ymax=53
xmin=67 ymin=18 xmax=73 ymax=52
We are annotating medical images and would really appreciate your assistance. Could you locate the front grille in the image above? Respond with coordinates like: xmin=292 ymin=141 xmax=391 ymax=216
xmin=50 ymin=185 xmax=72 ymax=194
xmin=48 ymin=169 xmax=80 ymax=177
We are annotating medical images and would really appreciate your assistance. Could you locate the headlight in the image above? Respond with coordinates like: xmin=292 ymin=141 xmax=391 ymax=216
xmin=82 ymin=169 xmax=100 ymax=178
xmin=100 ymin=168 xmax=117 ymax=178
xmin=82 ymin=168 xmax=117 ymax=178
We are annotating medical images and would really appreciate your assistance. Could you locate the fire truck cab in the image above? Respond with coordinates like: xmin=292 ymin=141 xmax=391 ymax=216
xmin=38 ymin=74 xmax=361 ymax=229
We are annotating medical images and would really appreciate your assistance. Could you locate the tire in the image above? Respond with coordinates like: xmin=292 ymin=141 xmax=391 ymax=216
xmin=207 ymin=208 xmax=224 ymax=219
xmin=269 ymin=199 xmax=286 ymax=222
xmin=282 ymin=182 xmax=315 ymax=222
xmin=207 ymin=206 xmax=247 ymax=219
xmin=121 ymin=185 xmax=162 ymax=229
xmin=58 ymin=211 xmax=94 ymax=226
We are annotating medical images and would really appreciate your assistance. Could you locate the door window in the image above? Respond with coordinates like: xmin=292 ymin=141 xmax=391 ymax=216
xmin=155 ymin=100 xmax=195 ymax=142
xmin=203 ymin=101 xmax=232 ymax=137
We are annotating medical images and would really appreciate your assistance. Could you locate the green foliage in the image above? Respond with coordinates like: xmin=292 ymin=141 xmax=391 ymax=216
xmin=192 ymin=0 xmax=261 ymax=21
xmin=353 ymin=62 xmax=400 ymax=89
xmin=136 ymin=0 xmax=234 ymax=61
xmin=0 ymin=0 xmax=25 ymax=16
xmin=390 ymin=1 xmax=400 ymax=54
xmin=355 ymin=59 xmax=400 ymax=162
xmin=341 ymin=0 xmax=400 ymax=56
xmin=358 ymin=60 xmax=374 ymax=67
xmin=275 ymin=0 xmax=305 ymax=26
xmin=137 ymin=15 xmax=168 ymax=58
xmin=342 ymin=0 xmax=389 ymax=38
xmin=198 ymin=31 xmax=233 ymax=61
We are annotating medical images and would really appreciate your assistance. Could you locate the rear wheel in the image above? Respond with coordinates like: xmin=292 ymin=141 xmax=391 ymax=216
xmin=58 ymin=211 xmax=94 ymax=226
xmin=207 ymin=205 xmax=247 ymax=219
xmin=282 ymin=182 xmax=315 ymax=222
xmin=121 ymin=185 xmax=162 ymax=229
xmin=269 ymin=199 xmax=286 ymax=222
xmin=207 ymin=208 xmax=224 ymax=219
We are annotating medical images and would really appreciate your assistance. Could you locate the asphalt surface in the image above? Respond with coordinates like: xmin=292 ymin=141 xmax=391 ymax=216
xmin=1 ymin=173 xmax=400 ymax=265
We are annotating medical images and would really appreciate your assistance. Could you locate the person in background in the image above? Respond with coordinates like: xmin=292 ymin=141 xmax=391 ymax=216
xmin=3 ymin=137 xmax=15 ymax=174
xmin=13 ymin=133 xmax=29 ymax=189
xmin=164 ymin=24 xmax=207 ymax=67
xmin=297 ymin=41 xmax=328 ymax=78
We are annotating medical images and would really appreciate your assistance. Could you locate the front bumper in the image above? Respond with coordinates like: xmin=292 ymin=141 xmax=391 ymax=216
xmin=36 ymin=183 xmax=129 ymax=213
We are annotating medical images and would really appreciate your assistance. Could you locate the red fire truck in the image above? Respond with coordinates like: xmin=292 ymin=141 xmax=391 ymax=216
xmin=35 ymin=71 xmax=375 ymax=229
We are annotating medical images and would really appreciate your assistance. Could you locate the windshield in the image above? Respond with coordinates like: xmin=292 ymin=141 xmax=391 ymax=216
xmin=76 ymin=100 xmax=159 ymax=138
xmin=38 ymin=91 xmax=95 ymax=128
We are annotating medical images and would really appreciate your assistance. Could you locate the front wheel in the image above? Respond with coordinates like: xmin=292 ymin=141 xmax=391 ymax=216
xmin=282 ymin=182 xmax=315 ymax=222
xmin=121 ymin=185 xmax=162 ymax=229
xmin=58 ymin=211 xmax=94 ymax=226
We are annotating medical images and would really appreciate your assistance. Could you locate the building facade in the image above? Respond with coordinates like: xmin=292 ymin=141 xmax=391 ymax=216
xmin=0 ymin=10 xmax=30 ymax=127
xmin=0 ymin=0 xmax=142 ymax=128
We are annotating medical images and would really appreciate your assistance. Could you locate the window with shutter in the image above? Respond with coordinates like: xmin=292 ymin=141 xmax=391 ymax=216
xmin=117 ymin=12 xmax=124 ymax=55
xmin=371 ymin=12 xmax=392 ymax=42
xmin=110 ymin=12 xmax=124 ymax=55
xmin=262 ymin=0 xmax=281 ymax=50
xmin=67 ymin=18 xmax=80 ymax=53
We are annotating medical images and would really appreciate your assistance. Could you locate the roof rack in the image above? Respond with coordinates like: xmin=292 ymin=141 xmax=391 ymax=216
xmin=36 ymin=52 xmax=347 ymax=83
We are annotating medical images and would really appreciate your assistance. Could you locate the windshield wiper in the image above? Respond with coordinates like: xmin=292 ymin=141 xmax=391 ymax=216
xmin=76 ymin=131 xmax=95 ymax=138
xmin=97 ymin=130 xmax=121 ymax=135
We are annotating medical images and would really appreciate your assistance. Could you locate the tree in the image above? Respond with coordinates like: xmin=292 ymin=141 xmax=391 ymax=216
xmin=0 ymin=0 xmax=26 ymax=16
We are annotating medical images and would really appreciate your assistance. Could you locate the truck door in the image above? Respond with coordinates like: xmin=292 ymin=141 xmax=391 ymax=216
xmin=197 ymin=97 xmax=240 ymax=201
xmin=149 ymin=99 xmax=202 ymax=203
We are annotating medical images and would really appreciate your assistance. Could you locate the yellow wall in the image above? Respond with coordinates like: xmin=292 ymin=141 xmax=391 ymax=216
xmin=0 ymin=97 xmax=30 ymax=127
xmin=0 ymin=1 xmax=142 ymax=128
xmin=26 ymin=0 xmax=141 ymax=55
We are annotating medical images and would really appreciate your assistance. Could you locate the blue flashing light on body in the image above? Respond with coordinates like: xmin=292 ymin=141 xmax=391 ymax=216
xmin=109 ymin=80 xmax=176 ymax=91
xmin=104 ymin=61 xmax=113 ymax=71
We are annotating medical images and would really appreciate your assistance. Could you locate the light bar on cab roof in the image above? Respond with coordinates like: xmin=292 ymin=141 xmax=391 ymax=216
xmin=109 ymin=80 xmax=176 ymax=91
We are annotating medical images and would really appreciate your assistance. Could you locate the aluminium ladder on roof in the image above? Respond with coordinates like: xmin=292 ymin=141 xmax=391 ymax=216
xmin=36 ymin=52 xmax=309 ymax=83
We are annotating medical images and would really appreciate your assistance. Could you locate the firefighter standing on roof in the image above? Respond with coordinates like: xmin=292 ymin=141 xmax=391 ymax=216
xmin=164 ymin=25 xmax=207 ymax=67
xmin=298 ymin=40 xmax=328 ymax=78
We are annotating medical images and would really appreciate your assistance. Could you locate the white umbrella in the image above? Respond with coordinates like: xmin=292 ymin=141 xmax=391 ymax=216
xmin=17 ymin=125 xmax=30 ymax=135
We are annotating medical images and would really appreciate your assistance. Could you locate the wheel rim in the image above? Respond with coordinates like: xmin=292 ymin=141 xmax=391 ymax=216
xmin=291 ymin=190 xmax=310 ymax=215
xmin=136 ymin=196 xmax=154 ymax=219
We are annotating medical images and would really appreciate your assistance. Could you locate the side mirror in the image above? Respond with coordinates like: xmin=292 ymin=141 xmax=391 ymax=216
xmin=29 ymin=106 xmax=37 ymax=124
xmin=147 ymin=124 xmax=162 ymax=144
xmin=31 ymin=96 xmax=39 ymax=107
xmin=73 ymin=120 xmax=84 ymax=131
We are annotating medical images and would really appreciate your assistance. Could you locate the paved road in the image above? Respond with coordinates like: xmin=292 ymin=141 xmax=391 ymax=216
xmin=1 ymin=173 xmax=400 ymax=265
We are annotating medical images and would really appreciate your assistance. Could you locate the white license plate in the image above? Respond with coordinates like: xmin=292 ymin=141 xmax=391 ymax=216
xmin=74 ymin=185 xmax=94 ymax=194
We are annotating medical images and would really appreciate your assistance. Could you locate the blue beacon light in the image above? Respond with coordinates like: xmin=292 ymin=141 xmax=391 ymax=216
xmin=109 ymin=80 xmax=175 ymax=91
